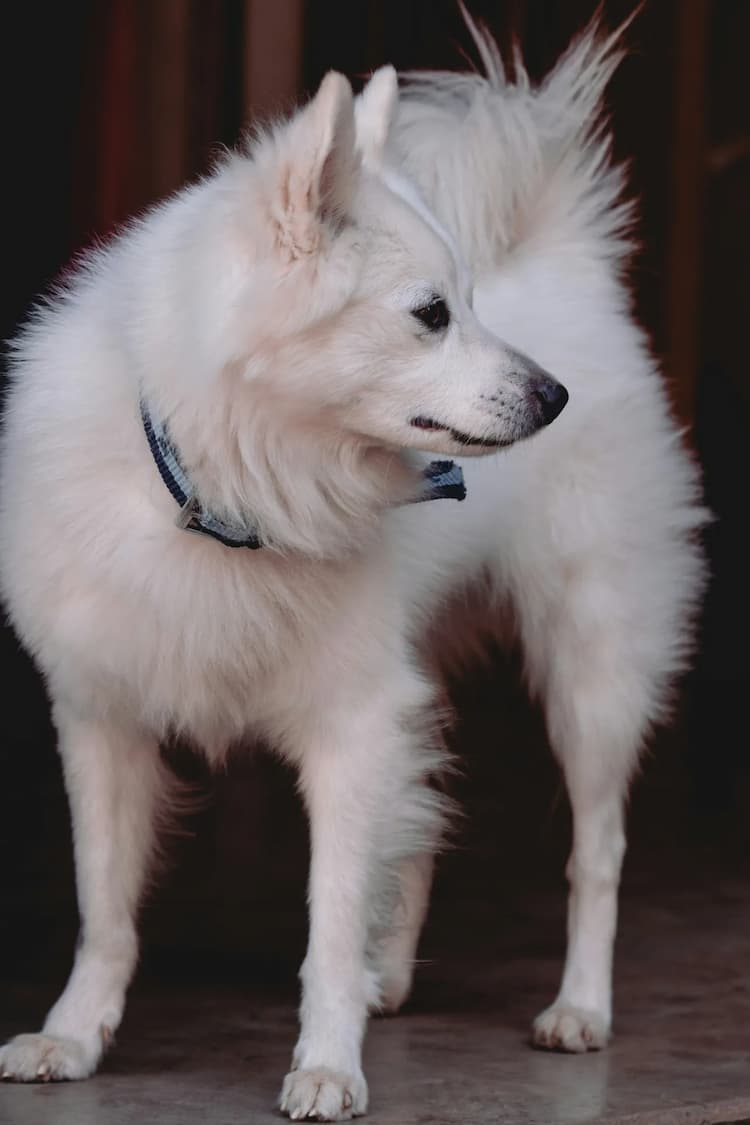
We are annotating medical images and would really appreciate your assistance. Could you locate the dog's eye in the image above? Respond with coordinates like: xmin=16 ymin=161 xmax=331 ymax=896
xmin=411 ymin=297 xmax=450 ymax=333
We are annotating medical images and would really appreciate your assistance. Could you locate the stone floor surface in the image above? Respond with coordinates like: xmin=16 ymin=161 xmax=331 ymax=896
xmin=1 ymin=877 xmax=749 ymax=1125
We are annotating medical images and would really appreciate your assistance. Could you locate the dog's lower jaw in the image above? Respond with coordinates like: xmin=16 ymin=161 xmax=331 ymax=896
xmin=447 ymin=427 xmax=508 ymax=449
xmin=410 ymin=415 xmax=507 ymax=450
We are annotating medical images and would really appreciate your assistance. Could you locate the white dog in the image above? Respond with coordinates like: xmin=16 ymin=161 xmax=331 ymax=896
xmin=0 ymin=17 xmax=705 ymax=1122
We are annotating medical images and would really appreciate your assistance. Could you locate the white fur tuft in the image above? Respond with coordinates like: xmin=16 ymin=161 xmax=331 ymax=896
xmin=392 ymin=13 xmax=636 ymax=273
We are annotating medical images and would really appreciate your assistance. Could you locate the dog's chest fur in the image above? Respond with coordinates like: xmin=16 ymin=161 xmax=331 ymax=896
xmin=39 ymin=527 xmax=396 ymax=755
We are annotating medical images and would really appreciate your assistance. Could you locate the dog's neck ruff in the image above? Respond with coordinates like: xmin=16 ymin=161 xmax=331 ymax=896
xmin=140 ymin=400 xmax=466 ymax=551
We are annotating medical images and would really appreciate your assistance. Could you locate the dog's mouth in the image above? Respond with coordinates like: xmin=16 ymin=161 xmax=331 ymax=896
xmin=410 ymin=415 xmax=507 ymax=449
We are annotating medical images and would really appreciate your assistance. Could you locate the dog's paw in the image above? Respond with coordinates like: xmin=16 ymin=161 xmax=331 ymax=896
xmin=0 ymin=1033 xmax=99 ymax=1082
xmin=279 ymin=1066 xmax=368 ymax=1121
xmin=532 ymin=1004 xmax=610 ymax=1053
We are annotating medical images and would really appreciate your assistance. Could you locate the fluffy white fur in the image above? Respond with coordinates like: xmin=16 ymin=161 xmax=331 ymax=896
xmin=0 ymin=18 xmax=706 ymax=1122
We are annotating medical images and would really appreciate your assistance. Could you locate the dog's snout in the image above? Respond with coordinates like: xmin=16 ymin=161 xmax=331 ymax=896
xmin=533 ymin=378 xmax=569 ymax=425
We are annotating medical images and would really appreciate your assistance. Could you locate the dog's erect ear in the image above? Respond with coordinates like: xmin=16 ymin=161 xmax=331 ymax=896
xmin=271 ymin=71 xmax=358 ymax=260
xmin=355 ymin=66 xmax=398 ymax=169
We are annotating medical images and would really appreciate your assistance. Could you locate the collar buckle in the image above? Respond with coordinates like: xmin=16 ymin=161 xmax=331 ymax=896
xmin=175 ymin=493 xmax=201 ymax=531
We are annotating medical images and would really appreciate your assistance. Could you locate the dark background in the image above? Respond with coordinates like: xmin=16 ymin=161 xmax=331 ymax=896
xmin=0 ymin=1 xmax=748 ymax=991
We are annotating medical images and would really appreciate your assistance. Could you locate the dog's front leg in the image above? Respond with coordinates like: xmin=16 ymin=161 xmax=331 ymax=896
xmin=280 ymin=715 xmax=382 ymax=1120
xmin=530 ymin=634 xmax=635 ymax=1053
xmin=279 ymin=673 xmax=438 ymax=1122
xmin=0 ymin=706 xmax=167 ymax=1081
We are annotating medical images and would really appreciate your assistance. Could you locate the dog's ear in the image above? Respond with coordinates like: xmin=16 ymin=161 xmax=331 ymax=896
xmin=270 ymin=71 xmax=358 ymax=260
xmin=355 ymin=66 xmax=398 ymax=169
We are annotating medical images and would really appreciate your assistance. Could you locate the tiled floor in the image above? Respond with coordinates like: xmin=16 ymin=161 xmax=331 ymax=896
xmin=2 ymin=875 xmax=749 ymax=1125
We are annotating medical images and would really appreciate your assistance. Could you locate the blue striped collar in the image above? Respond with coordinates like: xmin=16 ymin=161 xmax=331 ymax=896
xmin=140 ymin=399 xmax=465 ymax=550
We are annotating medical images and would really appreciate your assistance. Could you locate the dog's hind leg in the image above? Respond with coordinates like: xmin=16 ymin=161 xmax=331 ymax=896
xmin=0 ymin=706 xmax=166 ymax=1081
xmin=373 ymin=850 xmax=435 ymax=1014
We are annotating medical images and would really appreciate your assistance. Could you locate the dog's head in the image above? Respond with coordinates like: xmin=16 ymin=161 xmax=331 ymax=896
xmin=218 ymin=68 xmax=567 ymax=457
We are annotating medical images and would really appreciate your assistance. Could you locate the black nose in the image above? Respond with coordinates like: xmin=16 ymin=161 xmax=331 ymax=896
xmin=533 ymin=378 xmax=569 ymax=425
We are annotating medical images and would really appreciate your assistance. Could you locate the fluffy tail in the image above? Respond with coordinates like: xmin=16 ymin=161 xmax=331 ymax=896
xmin=391 ymin=9 xmax=638 ymax=273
